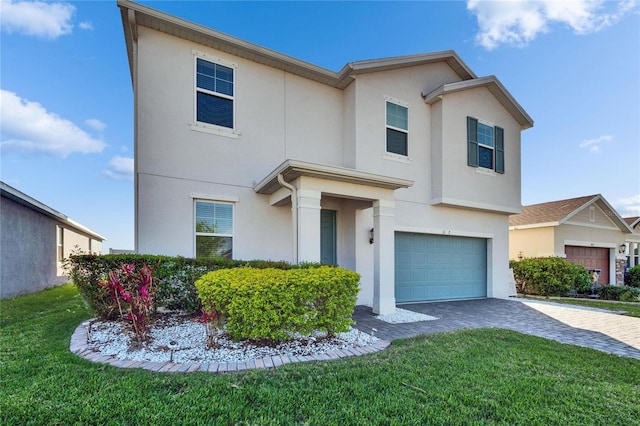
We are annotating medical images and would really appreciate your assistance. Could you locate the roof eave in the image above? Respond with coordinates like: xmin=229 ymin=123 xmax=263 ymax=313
xmin=254 ymin=159 xmax=414 ymax=195
xmin=0 ymin=182 xmax=106 ymax=241
xmin=423 ymin=76 xmax=534 ymax=129
xmin=118 ymin=1 xmax=478 ymax=90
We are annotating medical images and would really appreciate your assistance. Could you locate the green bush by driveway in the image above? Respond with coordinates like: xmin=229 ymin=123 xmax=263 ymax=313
xmin=2 ymin=285 xmax=639 ymax=425
xmin=510 ymin=257 xmax=591 ymax=296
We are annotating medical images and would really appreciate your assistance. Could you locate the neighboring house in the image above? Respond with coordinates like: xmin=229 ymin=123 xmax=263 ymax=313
xmin=0 ymin=182 xmax=105 ymax=299
xmin=624 ymin=216 xmax=640 ymax=271
xmin=509 ymin=194 xmax=632 ymax=285
xmin=118 ymin=0 xmax=533 ymax=314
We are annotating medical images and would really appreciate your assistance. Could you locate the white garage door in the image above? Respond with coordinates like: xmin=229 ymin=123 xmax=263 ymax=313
xmin=395 ymin=233 xmax=487 ymax=302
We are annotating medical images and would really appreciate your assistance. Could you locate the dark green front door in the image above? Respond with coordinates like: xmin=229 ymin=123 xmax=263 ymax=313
xmin=320 ymin=210 xmax=337 ymax=265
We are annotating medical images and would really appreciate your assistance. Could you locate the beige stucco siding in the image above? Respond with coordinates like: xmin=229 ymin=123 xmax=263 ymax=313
xmin=136 ymin=27 xmax=346 ymax=187
xmin=568 ymin=203 xmax=620 ymax=228
xmin=434 ymin=87 xmax=522 ymax=214
xmin=509 ymin=227 xmax=555 ymax=259
xmin=554 ymin=224 xmax=625 ymax=254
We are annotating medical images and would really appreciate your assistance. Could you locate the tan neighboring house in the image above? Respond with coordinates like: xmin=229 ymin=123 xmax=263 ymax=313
xmin=0 ymin=181 xmax=105 ymax=298
xmin=624 ymin=216 xmax=640 ymax=271
xmin=509 ymin=194 xmax=633 ymax=285
xmin=118 ymin=0 xmax=534 ymax=314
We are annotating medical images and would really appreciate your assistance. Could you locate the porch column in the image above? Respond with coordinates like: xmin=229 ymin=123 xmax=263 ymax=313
xmin=373 ymin=199 xmax=396 ymax=315
xmin=297 ymin=189 xmax=322 ymax=263
xmin=631 ymin=242 xmax=637 ymax=268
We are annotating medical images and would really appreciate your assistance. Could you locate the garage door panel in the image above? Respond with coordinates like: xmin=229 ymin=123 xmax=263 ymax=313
xmin=565 ymin=245 xmax=610 ymax=285
xmin=395 ymin=233 xmax=487 ymax=302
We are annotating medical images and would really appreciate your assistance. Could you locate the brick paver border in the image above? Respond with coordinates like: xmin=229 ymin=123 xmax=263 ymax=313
xmin=70 ymin=320 xmax=391 ymax=374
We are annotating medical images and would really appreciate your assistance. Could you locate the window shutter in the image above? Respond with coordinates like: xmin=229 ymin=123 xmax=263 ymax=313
xmin=495 ymin=126 xmax=504 ymax=174
xmin=467 ymin=117 xmax=478 ymax=167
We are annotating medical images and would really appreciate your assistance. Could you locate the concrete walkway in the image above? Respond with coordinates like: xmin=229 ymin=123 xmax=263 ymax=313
xmin=352 ymin=298 xmax=640 ymax=360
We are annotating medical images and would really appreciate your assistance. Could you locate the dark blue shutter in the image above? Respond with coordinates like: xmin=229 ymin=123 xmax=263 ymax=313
xmin=495 ymin=126 xmax=504 ymax=174
xmin=467 ymin=117 xmax=478 ymax=167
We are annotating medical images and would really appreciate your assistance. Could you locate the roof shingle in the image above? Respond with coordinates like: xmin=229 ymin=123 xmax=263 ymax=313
xmin=509 ymin=195 xmax=599 ymax=227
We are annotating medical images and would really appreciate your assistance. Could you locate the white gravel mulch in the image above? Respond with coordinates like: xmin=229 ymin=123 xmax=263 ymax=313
xmin=375 ymin=307 xmax=438 ymax=324
xmin=87 ymin=314 xmax=378 ymax=365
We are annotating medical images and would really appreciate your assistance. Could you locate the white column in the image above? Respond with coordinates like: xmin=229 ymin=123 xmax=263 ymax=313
xmin=297 ymin=189 xmax=322 ymax=264
xmin=373 ymin=199 xmax=396 ymax=315
xmin=631 ymin=242 xmax=637 ymax=268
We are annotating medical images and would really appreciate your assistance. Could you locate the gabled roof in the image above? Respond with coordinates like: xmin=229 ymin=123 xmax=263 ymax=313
xmin=625 ymin=216 xmax=640 ymax=228
xmin=0 ymin=181 xmax=106 ymax=241
xmin=423 ymin=76 xmax=534 ymax=129
xmin=509 ymin=194 xmax=633 ymax=233
xmin=117 ymin=0 xmax=476 ymax=89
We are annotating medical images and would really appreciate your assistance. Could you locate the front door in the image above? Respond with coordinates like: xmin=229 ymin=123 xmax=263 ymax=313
xmin=320 ymin=209 xmax=337 ymax=265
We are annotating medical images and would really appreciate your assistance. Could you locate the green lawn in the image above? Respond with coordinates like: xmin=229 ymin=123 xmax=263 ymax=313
xmin=527 ymin=297 xmax=640 ymax=318
xmin=2 ymin=285 xmax=639 ymax=425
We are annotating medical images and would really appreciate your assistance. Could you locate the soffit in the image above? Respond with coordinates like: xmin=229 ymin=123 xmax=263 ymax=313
xmin=423 ymin=76 xmax=534 ymax=129
xmin=118 ymin=0 xmax=475 ymax=89
xmin=254 ymin=160 xmax=414 ymax=195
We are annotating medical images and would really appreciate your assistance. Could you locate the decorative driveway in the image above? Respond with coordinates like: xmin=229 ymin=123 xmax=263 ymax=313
xmin=352 ymin=298 xmax=640 ymax=360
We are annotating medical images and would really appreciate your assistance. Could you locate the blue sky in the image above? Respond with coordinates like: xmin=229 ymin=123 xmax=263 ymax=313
xmin=1 ymin=0 xmax=639 ymax=251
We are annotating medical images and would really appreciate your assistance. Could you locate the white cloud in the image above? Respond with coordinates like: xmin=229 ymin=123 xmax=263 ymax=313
xmin=0 ymin=90 xmax=106 ymax=157
xmin=0 ymin=0 xmax=76 ymax=39
xmin=615 ymin=194 xmax=640 ymax=218
xmin=85 ymin=118 xmax=106 ymax=132
xmin=467 ymin=0 xmax=638 ymax=50
xmin=78 ymin=21 xmax=93 ymax=31
xmin=102 ymin=156 xmax=134 ymax=181
xmin=579 ymin=134 xmax=613 ymax=152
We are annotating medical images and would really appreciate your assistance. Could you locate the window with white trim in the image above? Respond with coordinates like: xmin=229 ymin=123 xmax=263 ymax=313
xmin=195 ymin=200 xmax=233 ymax=259
xmin=195 ymin=57 xmax=234 ymax=129
xmin=57 ymin=226 xmax=64 ymax=261
xmin=386 ymin=101 xmax=408 ymax=156
xmin=467 ymin=116 xmax=504 ymax=173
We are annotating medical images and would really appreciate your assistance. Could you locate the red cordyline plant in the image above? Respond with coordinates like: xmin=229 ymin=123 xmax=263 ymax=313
xmin=197 ymin=303 xmax=224 ymax=348
xmin=97 ymin=262 xmax=159 ymax=342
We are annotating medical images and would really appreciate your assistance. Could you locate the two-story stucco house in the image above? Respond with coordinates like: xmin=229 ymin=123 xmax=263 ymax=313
xmin=118 ymin=0 xmax=533 ymax=314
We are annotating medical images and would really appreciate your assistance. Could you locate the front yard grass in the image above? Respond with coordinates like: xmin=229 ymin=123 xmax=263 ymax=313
xmin=2 ymin=285 xmax=639 ymax=425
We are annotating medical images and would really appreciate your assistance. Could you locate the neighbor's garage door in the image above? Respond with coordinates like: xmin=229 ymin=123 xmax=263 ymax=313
xmin=565 ymin=246 xmax=610 ymax=285
xmin=395 ymin=233 xmax=487 ymax=303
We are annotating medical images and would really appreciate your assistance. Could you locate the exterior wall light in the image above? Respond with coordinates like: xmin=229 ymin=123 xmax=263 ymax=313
xmin=619 ymin=244 xmax=627 ymax=254
xmin=369 ymin=228 xmax=374 ymax=244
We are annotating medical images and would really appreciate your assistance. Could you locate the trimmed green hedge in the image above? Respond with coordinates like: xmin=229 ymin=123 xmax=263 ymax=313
xmin=195 ymin=266 xmax=360 ymax=341
xmin=598 ymin=285 xmax=640 ymax=302
xmin=65 ymin=254 xmax=320 ymax=317
xmin=510 ymin=257 xmax=591 ymax=296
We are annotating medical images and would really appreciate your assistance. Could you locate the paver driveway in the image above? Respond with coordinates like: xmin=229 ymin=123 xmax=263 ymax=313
xmin=352 ymin=298 xmax=640 ymax=360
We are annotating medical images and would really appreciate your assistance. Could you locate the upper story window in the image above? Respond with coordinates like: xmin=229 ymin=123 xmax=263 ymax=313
xmin=386 ymin=100 xmax=408 ymax=156
xmin=196 ymin=57 xmax=234 ymax=129
xmin=467 ymin=116 xmax=504 ymax=174
xmin=195 ymin=200 xmax=233 ymax=259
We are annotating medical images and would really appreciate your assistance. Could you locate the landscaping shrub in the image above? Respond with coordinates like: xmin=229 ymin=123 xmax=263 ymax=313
xmin=626 ymin=265 xmax=640 ymax=288
xmin=97 ymin=262 xmax=158 ymax=341
xmin=598 ymin=285 xmax=640 ymax=301
xmin=195 ymin=266 xmax=360 ymax=341
xmin=509 ymin=257 xmax=591 ymax=296
xmin=65 ymin=254 xmax=321 ymax=316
